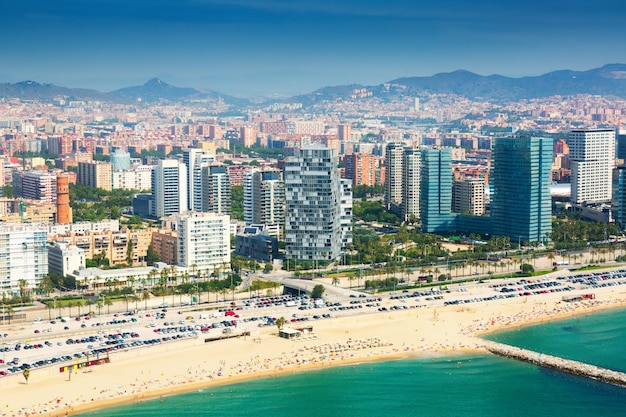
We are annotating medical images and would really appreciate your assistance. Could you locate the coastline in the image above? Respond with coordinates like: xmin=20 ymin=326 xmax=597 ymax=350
xmin=3 ymin=284 xmax=626 ymax=417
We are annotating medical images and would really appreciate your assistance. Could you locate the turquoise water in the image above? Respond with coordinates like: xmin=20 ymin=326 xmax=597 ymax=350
xmin=485 ymin=307 xmax=626 ymax=372
xmin=79 ymin=309 xmax=626 ymax=417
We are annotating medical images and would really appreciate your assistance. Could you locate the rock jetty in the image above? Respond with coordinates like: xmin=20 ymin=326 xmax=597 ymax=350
xmin=484 ymin=341 xmax=626 ymax=387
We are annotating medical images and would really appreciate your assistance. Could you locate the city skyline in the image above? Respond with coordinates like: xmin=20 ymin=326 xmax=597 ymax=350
xmin=2 ymin=0 xmax=625 ymax=96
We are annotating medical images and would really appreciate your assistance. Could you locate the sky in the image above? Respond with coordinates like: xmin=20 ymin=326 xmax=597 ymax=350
xmin=1 ymin=0 xmax=625 ymax=97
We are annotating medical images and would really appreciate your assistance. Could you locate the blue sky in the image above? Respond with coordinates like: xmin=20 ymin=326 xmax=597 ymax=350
xmin=1 ymin=0 xmax=625 ymax=96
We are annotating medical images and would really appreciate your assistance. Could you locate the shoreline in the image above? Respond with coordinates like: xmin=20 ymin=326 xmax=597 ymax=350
xmin=3 ymin=285 xmax=626 ymax=417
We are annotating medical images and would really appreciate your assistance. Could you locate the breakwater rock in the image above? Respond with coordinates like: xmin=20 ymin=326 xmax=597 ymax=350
xmin=484 ymin=341 xmax=626 ymax=387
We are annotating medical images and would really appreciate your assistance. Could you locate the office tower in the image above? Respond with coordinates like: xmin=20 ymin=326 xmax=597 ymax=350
xmin=452 ymin=178 xmax=485 ymax=216
xmin=490 ymin=136 xmax=552 ymax=243
xmin=612 ymin=165 xmax=626 ymax=229
xmin=56 ymin=173 xmax=72 ymax=224
xmin=618 ymin=131 xmax=626 ymax=161
xmin=243 ymin=169 xmax=285 ymax=239
xmin=17 ymin=171 xmax=57 ymax=204
xmin=402 ymin=148 xmax=420 ymax=222
xmin=173 ymin=211 xmax=230 ymax=270
xmin=0 ymin=224 xmax=48 ymax=296
xmin=344 ymin=153 xmax=381 ymax=187
xmin=384 ymin=142 xmax=405 ymax=214
xmin=78 ymin=161 xmax=113 ymax=191
xmin=111 ymin=149 xmax=131 ymax=171
xmin=284 ymin=144 xmax=349 ymax=262
xmin=201 ymin=165 xmax=230 ymax=214
xmin=420 ymin=149 xmax=454 ymax=233
xmin=568 ymin=129 xmax=615 ymax=204
xmin=151 ymin=159 xmax=188 ymax=218
xmin=183 ymin=148 xmax=215 ymax=211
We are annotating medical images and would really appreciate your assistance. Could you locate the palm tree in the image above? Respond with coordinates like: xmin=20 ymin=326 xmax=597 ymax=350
xmin=131 ymin=295 xmax=140 ymax=310
xmin=148 ymin=269 xmax=158 ymax=287
xmin=127 ymin=275 xmax=136 ymax=291
xmin=142 ymin=289 xmax=150 ymax=310
xmin=67 ymin=300 xmax=75 ymax=318
xmin=276 ymin=316 xmax=286 ymax=331
xmin=5 ymin=304 xmax=14 ymax=324
xmin=18 ymin=279 xmax=28 ymax=306
xmin=104 ymin=297 xmax=113 ymax=314
xmin=331 ymin=277 xmax=340 ymax=286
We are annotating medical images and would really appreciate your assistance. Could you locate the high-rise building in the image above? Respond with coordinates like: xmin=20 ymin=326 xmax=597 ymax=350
xmin=202 ymin=165 xmax=230 ymax=214
xmin=239 ymin=126 xmax=256 ymax=147
xmin=112 ymin=165 xmax=153 ymax=191
xmin=420 ymin=149 xmax=454 ymax=233
xmin=340 ymin=179 xmax=353 ymax=250
xmin=17 ymin=171 xmax=57 ymax=204
xmin=452 ymin=178 xmax=485 ymax=216
xmin=384 ymin=142 xmax=406 ymax=214
xmin=284 ymin=144 xmax=349 ymax=262
xmin=243 ymin=169 xmax=285 ymax=239
xmin=568 ymin=129 xmax=615 ymax=204
xmin=110 ymin=149 xmax=131 ymax=171
xmin=0 ymin=224 xmax=48 ymax=296
xmin=78 ymin=161 xmax=113 ymax=191
xmin=612 ymin=165 xmax=626 ymax=229
xmin=183 ymin=148 xmax=215 ymax=211
xmin=338 ymin=124 xmax=352 ymax=141
xmin=151 ymin=159 xmax=188 ymax=218
xmin=402 ymin=148 xmax=420 ymax=222
xmin=384 ymin=143 xmax=420 ymax=221
xmin=490 ymin=136 xmax=552 ymax=243
xmin=173 ymin=211 xmax=230 ymax=270
xmin=344 ymin=153 xmax=381 ymax=187
xmin=617 ymin=131 xmax=626 ymax=162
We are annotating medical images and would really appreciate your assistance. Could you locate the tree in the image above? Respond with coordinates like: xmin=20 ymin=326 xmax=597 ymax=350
xmin=18 ymin=279 xmax=29 ymax=305
xmin=311 ymin=284 xmax=325 ymax=299
xmin=146 ymin=244 xmax=160 ymax=266
xmin=520 ymin=263 xmax=534 ymax=275
xmin=104 ymin=297 xmax=113 ymax=314
xmin=276 ymin=316 xmax=286 ymax=331
xmin=2 ymin=184 xmax=13 ymax=198
xmin=23 ymin=368 xmax=30 ymax=384
xmin=142 ymin=289 xmax=151 ymax=310
xmin=331 ymin=277 xmax=340 ymax=286
xmin=126 ymin=239 xmax=134 ymax=266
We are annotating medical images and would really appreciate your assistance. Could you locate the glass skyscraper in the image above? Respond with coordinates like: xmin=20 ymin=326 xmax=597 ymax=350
xmin=490 ymin=136 xmax=553 ymax=244
xmin=420 ymin=148 xmax=455 ymax=233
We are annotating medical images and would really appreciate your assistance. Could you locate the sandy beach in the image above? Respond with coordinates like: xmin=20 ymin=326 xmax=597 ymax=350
xmin=2 ymin=279 xmax=626 ymax=417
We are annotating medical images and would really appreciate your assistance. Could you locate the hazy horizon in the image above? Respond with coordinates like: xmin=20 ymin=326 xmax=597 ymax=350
xmin=2 ymin=0 xmax=625 ymax=96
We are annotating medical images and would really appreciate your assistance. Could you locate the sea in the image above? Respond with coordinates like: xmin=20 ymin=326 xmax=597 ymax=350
xmin=79 ymin=308 xmax=626 ymax=417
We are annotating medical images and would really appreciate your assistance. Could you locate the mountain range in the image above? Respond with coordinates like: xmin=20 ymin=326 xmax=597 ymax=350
xmin=1 ymin=64 xmax=626 ymax=107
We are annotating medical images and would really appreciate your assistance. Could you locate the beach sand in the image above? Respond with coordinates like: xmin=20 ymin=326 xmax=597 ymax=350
xmin=2 ymin=283 xmax=626 ymax=417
